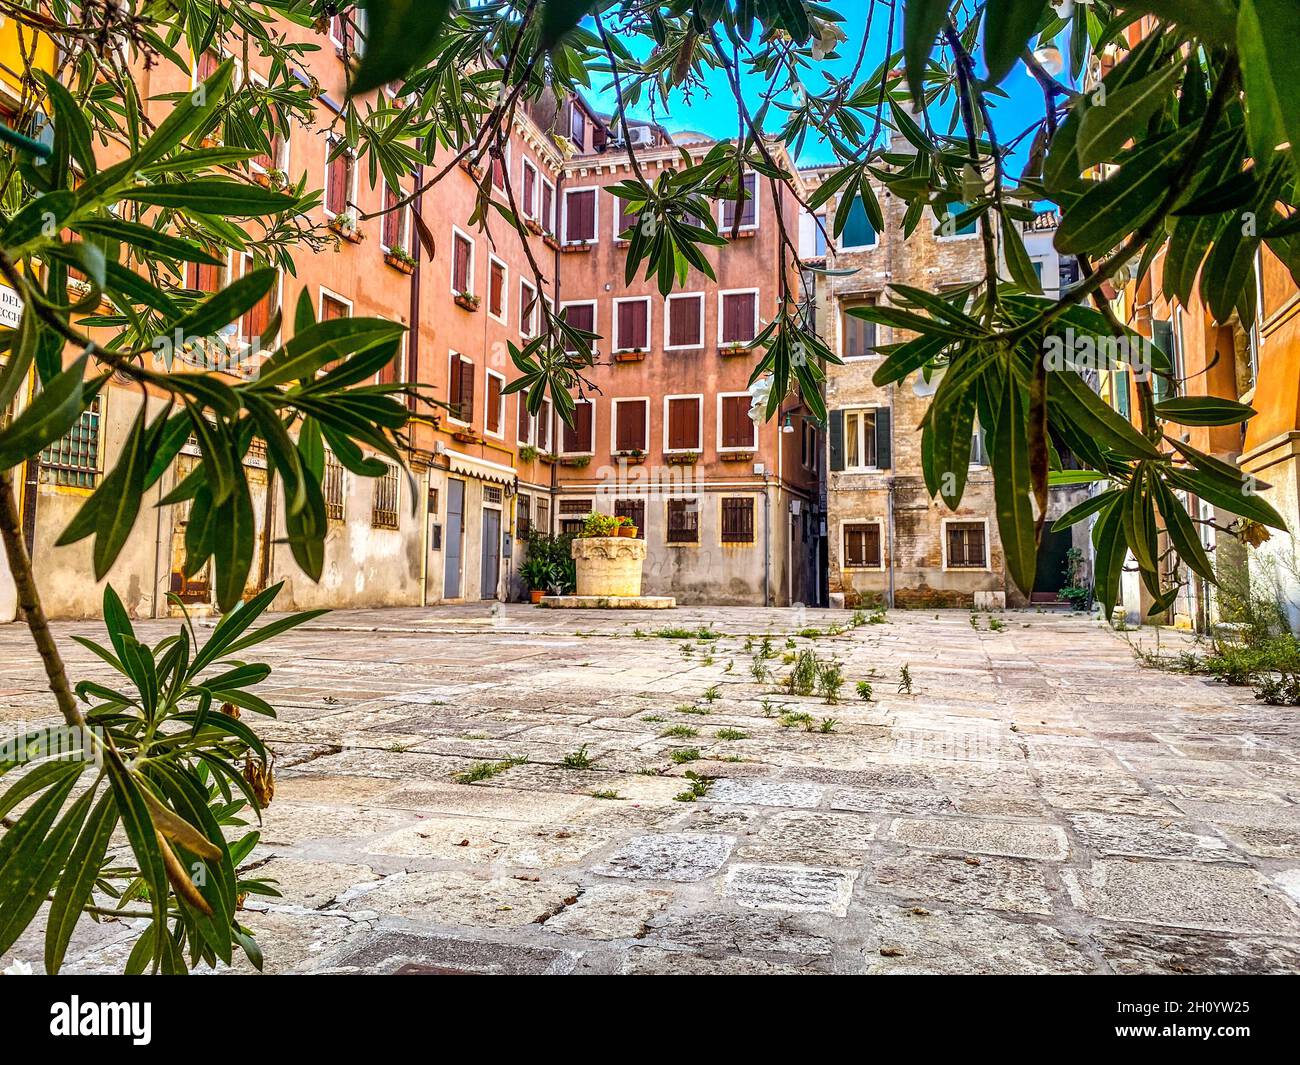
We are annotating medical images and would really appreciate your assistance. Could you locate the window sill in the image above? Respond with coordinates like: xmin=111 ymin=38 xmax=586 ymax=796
xmin=719 ymin=344 xmax=754 ymax=357
xmin=561 ymin=241 xmax=594 ymax=253
xmin=613 ymin=349 xmax=646 ymax=363
xmin=454 ymin=293 xmax=481 ymax=312
xmin=719 ymin=451 xmax=755 ymax=462
xmin=383 ymin=253 xmax=416 ymax=275
xmin=665 ymin=452 xmax=701 ymax=466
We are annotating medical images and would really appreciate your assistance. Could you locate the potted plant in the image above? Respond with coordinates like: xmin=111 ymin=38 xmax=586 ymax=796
xmin=666 ymin=450 xmax=700 ymax=466
xmin=520 ymin=556 xmax=550 ymax=604
xmin=384 ymin=246 xmax=417 ymax=274
xmin=454 ymin=290 xmax=480 ymax=311
xmin=542 ymin=230 xmax=560 ymax=251
xmin=524 ymin=217 xmax=543 ymax=236
xmin=518 ymin=443 xmax=539 ymax=463
xmin=614 ymin=515 xmax=638 ymax=538
xmin=558 ymin=453 xmax=590 ymax=467
xmin=578 ymin=512 xmax=621 ymax=538
xmin=561 ymin=239 xmax=594 ymax=254
xmin=616 ymin=448 xmax=645 ymax=465
xmin=540 ymin=451 xmax=558 ymax=465
xmin=328 ymin=212 xmax=364 ymax=242
xmin=720 ymin=342 xmax=751 ymax=357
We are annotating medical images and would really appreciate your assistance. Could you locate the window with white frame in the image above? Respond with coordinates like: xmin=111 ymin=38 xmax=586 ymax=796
xmin=560 ymin=301 xmax=596 ymax=353
xmin=842 ymin=408 xmax=878 ymax=470
xmin=562 ymin=399 xmax=594 ymax=454
xmin=448 ymin=351 xmax=474 ymax=424
xmin=945 ymin=521 xmax=987 ymax=569
xmin=842 ymin=301 xmax=877 ymax=359
xmin=843 ymin=523 xmax=882 ymax=568
xmin=718 ymin=394 xmax=755 ymax=451
xmin=324 ymin=137 xmax=356 ymax=220
xmin=540 ymin=177 xmax=556 ymax=235
xmin=451 ymin=227 xmax=475 ymax=296
xmin=563 ymin=187 xmax=598 ymax=244
xmin=519 ymin=278 xmax=538 ymax=337
xmin=665 ymin=293 xmax=704 ymax=350
xmin=721 ymin=172 xmax=759 ymax=231
xmin=612 ymin=398 xmax=649 ymax=453
xmin=487 ymin=256 xmax=508 ymax=322
xmin=665 ymin=395 xmax=702 ymax=453
xmin=485 ymin=369 xmax=505 ymax=437
xmin=521 ymin=157 xmax=539 ymax=219
xmin=614 ymin=297 xmax=651 ymax=352
xmin=381 ymin=181 xmax=411 ymax=255
xmin=719 ymin=290 xmax=758 ymax=346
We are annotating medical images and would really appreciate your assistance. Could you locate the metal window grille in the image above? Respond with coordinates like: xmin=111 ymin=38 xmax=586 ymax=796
xmin=40 ymin=397 xmax=101 ymax=488
xmin=614 ymin=498 xmax=645 ymax=537
xmin=484 ymin=485 xmax=503 ymax=504
xmin=323 ymin=451 xmax=345 ymax=521
xmin=720 ymin=497 xmax=754 ymax=544
xmin=946 ymin=522 xmax=987 ymax=568
xmin=667 ymin=498 xmax=699 ymax=544
xmin=371 ymin=463 xmax=400 ymax=529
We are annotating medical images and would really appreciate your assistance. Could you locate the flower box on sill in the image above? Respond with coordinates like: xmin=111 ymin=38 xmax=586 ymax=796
xmin=459 ymin=159 xmax=485 ymax=181
xmin=252 ymin=170 xmax=273 ymax=189
xmin=384 ymin=251 xmax=416 ymax=275
xmin=665 ymin=452 xmax=700 ymax=466
xmin=727 ymin=228 xmax=757 ymax=240
xmin=719 ymin=450 xmax=755 ymax=462
xmin=451 ymin=429 xmax=480 ymax=444
xmin=614 ymin=450 xmax=647 ymax=465
xmin=542 ymin=232 xmax=561 ymax=251
xmin=719 ymin=343 xmax=752 ymax=357
xmin=558 ymin=455 xmax=591 ymax=468
xmin=539 ymin=453 xmax=558 ymax=465
xmin=613 ymin=349 xmax=646 ymax=363
xmin=614 ymin=239 xmax=631 ymax=249
xmin=328 ymin=216 xmax=363 ymax=243
xmin=561 ymin=241 xmax=594 ymax=254
xmin=524 ymin=218 xmax=543 ymax=236
xmin=454 ymin=292 xmax=481 ymax=312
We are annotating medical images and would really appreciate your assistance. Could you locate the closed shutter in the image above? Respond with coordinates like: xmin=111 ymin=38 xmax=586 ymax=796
xmin=668 ymin=398 xmax=699 ymax=450
xmin=242 ymin=274 xmax=273 ymax=347
xmin=563 ymin=303 xmax=594 ymax=352
xmin=616 ymin=402 xmax=646 ymax=451
xmin=722 ymin=292 xmax=756 ymax=344
xmin=449 ymin=357 xmax=462 ymax=420
xmin=382 ymin=185 xmax=402 ymax=250
xmin=567 ymin=190 xmax=595 ymax=242
xmin=564 ymin=402 xmax=592 ymax=452
xmin=522 ymin=163 xmax=535 ymax=215
xmin=1151 ymin=319 xmax=1175 ymax=402
xmin=518 ymin=395 xmax=532 ymax=442
xmin=722 ymin=396 xmax=753 ymax=448
xmin=453 ymin=236 xmax=470 ymax=293
xmin=828 ymin=409 xmax=844 ymax=471
xmin=327 ymin=150 xmax=349 ymax=215
xmin=619 ymin=300 xmax=648 ymax=349
xmin=487 ymin=375 xmax=502 ymax=434
xmin=456 ymin=359 xmax=474 ymax=422
xmin=669 ymin=297 xmax=700 ymax=347
xmin=489 ymin=261 xmax=504 ymax=316
xmin=875 ymin=406 xmax=892 ymax=469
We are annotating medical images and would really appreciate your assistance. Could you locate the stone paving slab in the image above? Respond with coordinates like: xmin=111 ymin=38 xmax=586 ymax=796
xmin=2 ymin=604 xmax=1299 ymax=974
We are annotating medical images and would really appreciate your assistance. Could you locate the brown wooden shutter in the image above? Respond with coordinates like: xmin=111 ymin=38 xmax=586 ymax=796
xmin=523 ymin=163 xmax=536 ymax=214
xmin=489 ymin=262 xmax=504 ymax=316
xmin=669 ymin=297 xmax=699 ymax=347
xmin=616 ymin=402 xmax=645 ymax=451
xmin=722 ymin=395 xmax=752 ymax=448
xmin=449 ymin=357 xmax=463 ymax=420
xmin=487 ymin=374 xmax=502 ymax=434
xmin=723 ymin=293 xmax=756 ymax=343
xmin=453 ymin=236 xmax=469 ymax=293
xmin=669 ymin=398 xmax=699 ymax=450
xmin=563 ymin=303 xmax=594 ymax=352
xmin=564 ymin=401 xmax=592 ymax=452
xmin=619 ymin=300 xmax=647 ymax=349
xmin=459 ymin=359 xmax=474 ymax=423
xmin=327 ymin=151 xmax=348 ymax=216
xmin=518 ymin=394 xmax=531 ymax=442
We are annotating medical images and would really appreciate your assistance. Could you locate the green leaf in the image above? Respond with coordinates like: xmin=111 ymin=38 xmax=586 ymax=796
xmin=172 ymin=267 xmax=277 ymax=341
xmin=77 ymin=219 xmax=224 ymax=265
xmin=1077 ymin=61 xmax=1184 ymax=168
xmin=1052 ymin=488 xmax=1121 ymax=531
xmin=904 ymin=0 xmax=952 ymax=102
xmin=984 ymin=0 xmax=1049 ymax=87
xmin=351 ymin=0 xmax=455 ymax=96
xmin=121 ymin=180 xmax=297 ymax=215
xmin=1152 ymin=475 xmax=1216 ymax=583
xmin=37 ymin=72 xmax=95 ymax=176
xmin=0 ymin=353 xmax=95 ymax=472
xmin=1091 ymin=497 xmax=1128 ymax=621
xmin=1001 ymin=216 xmax=1043 ymax=293
xmin=1238 ymin=0 xmax=1300 ymax=177
xmin=212 ymin=478 xmax=256 ymax=612
xmin=105 ymin=755 xmax=169 ymax=943
xmin=1155 ymin=396 xmax=1256 ymax=426
xmin=44 ymin=788 xmax=117 ymax=974
xmin=992 ymin=368 xmax=1037 ymax=594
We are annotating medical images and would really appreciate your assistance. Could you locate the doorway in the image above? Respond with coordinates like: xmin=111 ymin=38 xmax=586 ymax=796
xmin=480 ymin=505 xmax=501 ymax=600
xmin=444 ymin=477 xmax=464 ymax=599
xmin=1032 ymin=527 xmax=1073 ymax=601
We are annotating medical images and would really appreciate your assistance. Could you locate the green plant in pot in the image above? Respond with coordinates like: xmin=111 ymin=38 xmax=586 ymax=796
xmin=578 ymin=512 xmax=621 ymax=538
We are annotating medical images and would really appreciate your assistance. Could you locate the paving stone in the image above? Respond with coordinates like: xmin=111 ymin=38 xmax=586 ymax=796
xmin=327 ymin=929 xmax=577 ymax=974
xmin=617 ymin=947 xmax=821 ymax=975
xmin=1062 ymin=859 xmax=1300 ymax=933
xmin=735 ymin=810 xmax=876 ymax=865
xmin=542 ymin=885 xmax=672 ymax=939
xmin=873 ymin=852 xmax=1056 ymax=915
xmin=724 ymin=864 xmax=859 ymax=916
xmin=890 ymin=817 xmax=1069 ymax=860
xmin=593 ymin=833 xmax=735 ymax=882
xmin=1091 ymin=923 xmax=1300 ymax=975
xmin=341 ymin=870 xmax=580 ymax=929
xmin=863 ymin=906 xmax=1096 ymax=975
xmin=707 ymin=778 xmax=825 ymax=808
xmin=367 ymin=817 xmax=610 ymax=868
xmin=643 ymin=910 xmax=834 ymax=957
xmin=253 ymin=859 xmax=380 ymax=909
xmin=1067 ymin=812 xmax=1243 ymax=863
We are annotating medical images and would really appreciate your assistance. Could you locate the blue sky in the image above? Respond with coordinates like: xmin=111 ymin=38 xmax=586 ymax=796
xmin=592 ymin=5 xmax=1058 ymax=182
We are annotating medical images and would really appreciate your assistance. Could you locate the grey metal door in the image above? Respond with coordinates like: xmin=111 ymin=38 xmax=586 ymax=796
xmin=480 ymin=506 xmax=501 ymax=600
xmin=444 ymin=478 xmax=464 ymax=599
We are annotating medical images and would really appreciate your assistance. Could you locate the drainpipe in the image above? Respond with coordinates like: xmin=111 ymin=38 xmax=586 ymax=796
xmin=411 ymin=161 xmax=426 ymax=604
xmin=886 ymin=383 xmax=897 ymax=609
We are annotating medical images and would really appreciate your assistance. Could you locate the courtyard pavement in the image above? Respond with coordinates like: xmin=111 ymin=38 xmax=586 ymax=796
xmin=3 ymin=604 xmax=1300 ymax=975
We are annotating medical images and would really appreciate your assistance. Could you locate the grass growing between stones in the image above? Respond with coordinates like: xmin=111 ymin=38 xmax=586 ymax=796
xmin=562 ymin=744 xmax=596 ymax=769
xmin=454 ymin=755 xmax=528 ymax=784
xmin=670 ymin=747 xmax=702 ymax=764
xmin=673 ymin=771 xmax=713 ymax=802
xmin=714 ymin=728 xmax=748 ymax=740
xmin=660 ymin=724 xmax=699 ymax=738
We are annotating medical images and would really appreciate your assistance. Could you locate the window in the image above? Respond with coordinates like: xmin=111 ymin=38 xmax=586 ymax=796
xmin=560 ymin=496 xmax=591 ymax=534
xmin=719 ymin=290 xmax=758 ymax=346
xmin=569 ymin=104 xmax=586 ymax=149
xmin=813 ymin=214 xmax=828 ymax=256
xmin=939 ymin=201 xmax=978 ymax=237
xmin=561 ymin=301 xmax=595 ymax=352
xmin=491 ymin=143 xmax=508 ymax=192
xmin=843 ymin=523 xmax=882 ymax=568
xmin=615 ymin=297 xmax=650 ymax=352
xmin=1059 ymin=256 xmax=1081 ymax=290
xmin=448 ymin=352 xmax=474 ymax=423
xmin=721 ymin=497 xmax=755 ymax=544
xmin=381 ymin=182 xmax=411 ymax=255
xmin=665 ymin=293 xmax=704 ymax=349
xmin=970 ymin=424 xmax=989 ymax=467
xmin=614 ymin=498 xmax=645 ymax=537
xmin=186 ymin=250 xmax=228 ymax=295
xmin=541 ymin=178 xmax=556 ymax=235
xmin=946 ymin=521 xmax=987 ymax=569
xmin=323 ymin=450 xmax=345 ymax=521
xmin=488 ymin=256 xmax=507 ymax=322
xmin=613 ymin=398 xmax=648 ymax=453
xmin=451 ymin=227 xmax=475 ymax=296
xmin=325 ymin=138 xmax=355 ymax=219
xmin=719 ymin=394 xmax=755 ymax=451
xmin=40 ymin=397 xmax=100 ymax=488
xmin=721 ymin=172 xmax=759 ymax=230
xmin=535 ymin=497 xmax=550 ymax=536
xmin=517 ymin=392 xmax=536 ymax=445
xmin=843 ymin=408 xmax=877 ymax=469
xmin=537 ymin=397 xmax=553 ymax=453
xmin=329 ymin=13 xmax=358 ymax=51
xmin=665 ymin=395 xmax=702 ymax=453
xmin=486 ymin=370 xmax=505 ymax=437
xmin=239 ymin=254 xmax=276 ymax=356
xmin=517 ymin=494 xmax=532 ymax=538
xmin=614 ymin=192 xmax=639 ymax=240
xmin=563 ymin=399 xmax=594 ymax=454
xmin=520 ymin=279 xmax=538 ymax=337
xmin=840 ymin=195 xmax=877 ymax=250
xmin=563 ymin=187 xmax=597 ymax=244
xmin=521 ymin=157 xmax=538 ymax=219
xmin=842 ymin=302 xmax=877 ymax=359
xmin=320 ymin=290 xmax=351 ymax=321
xmin=667 ymin=498 xmax=699 ymax=544
xmin=371 ymin=463 xmax=400 ymax=529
